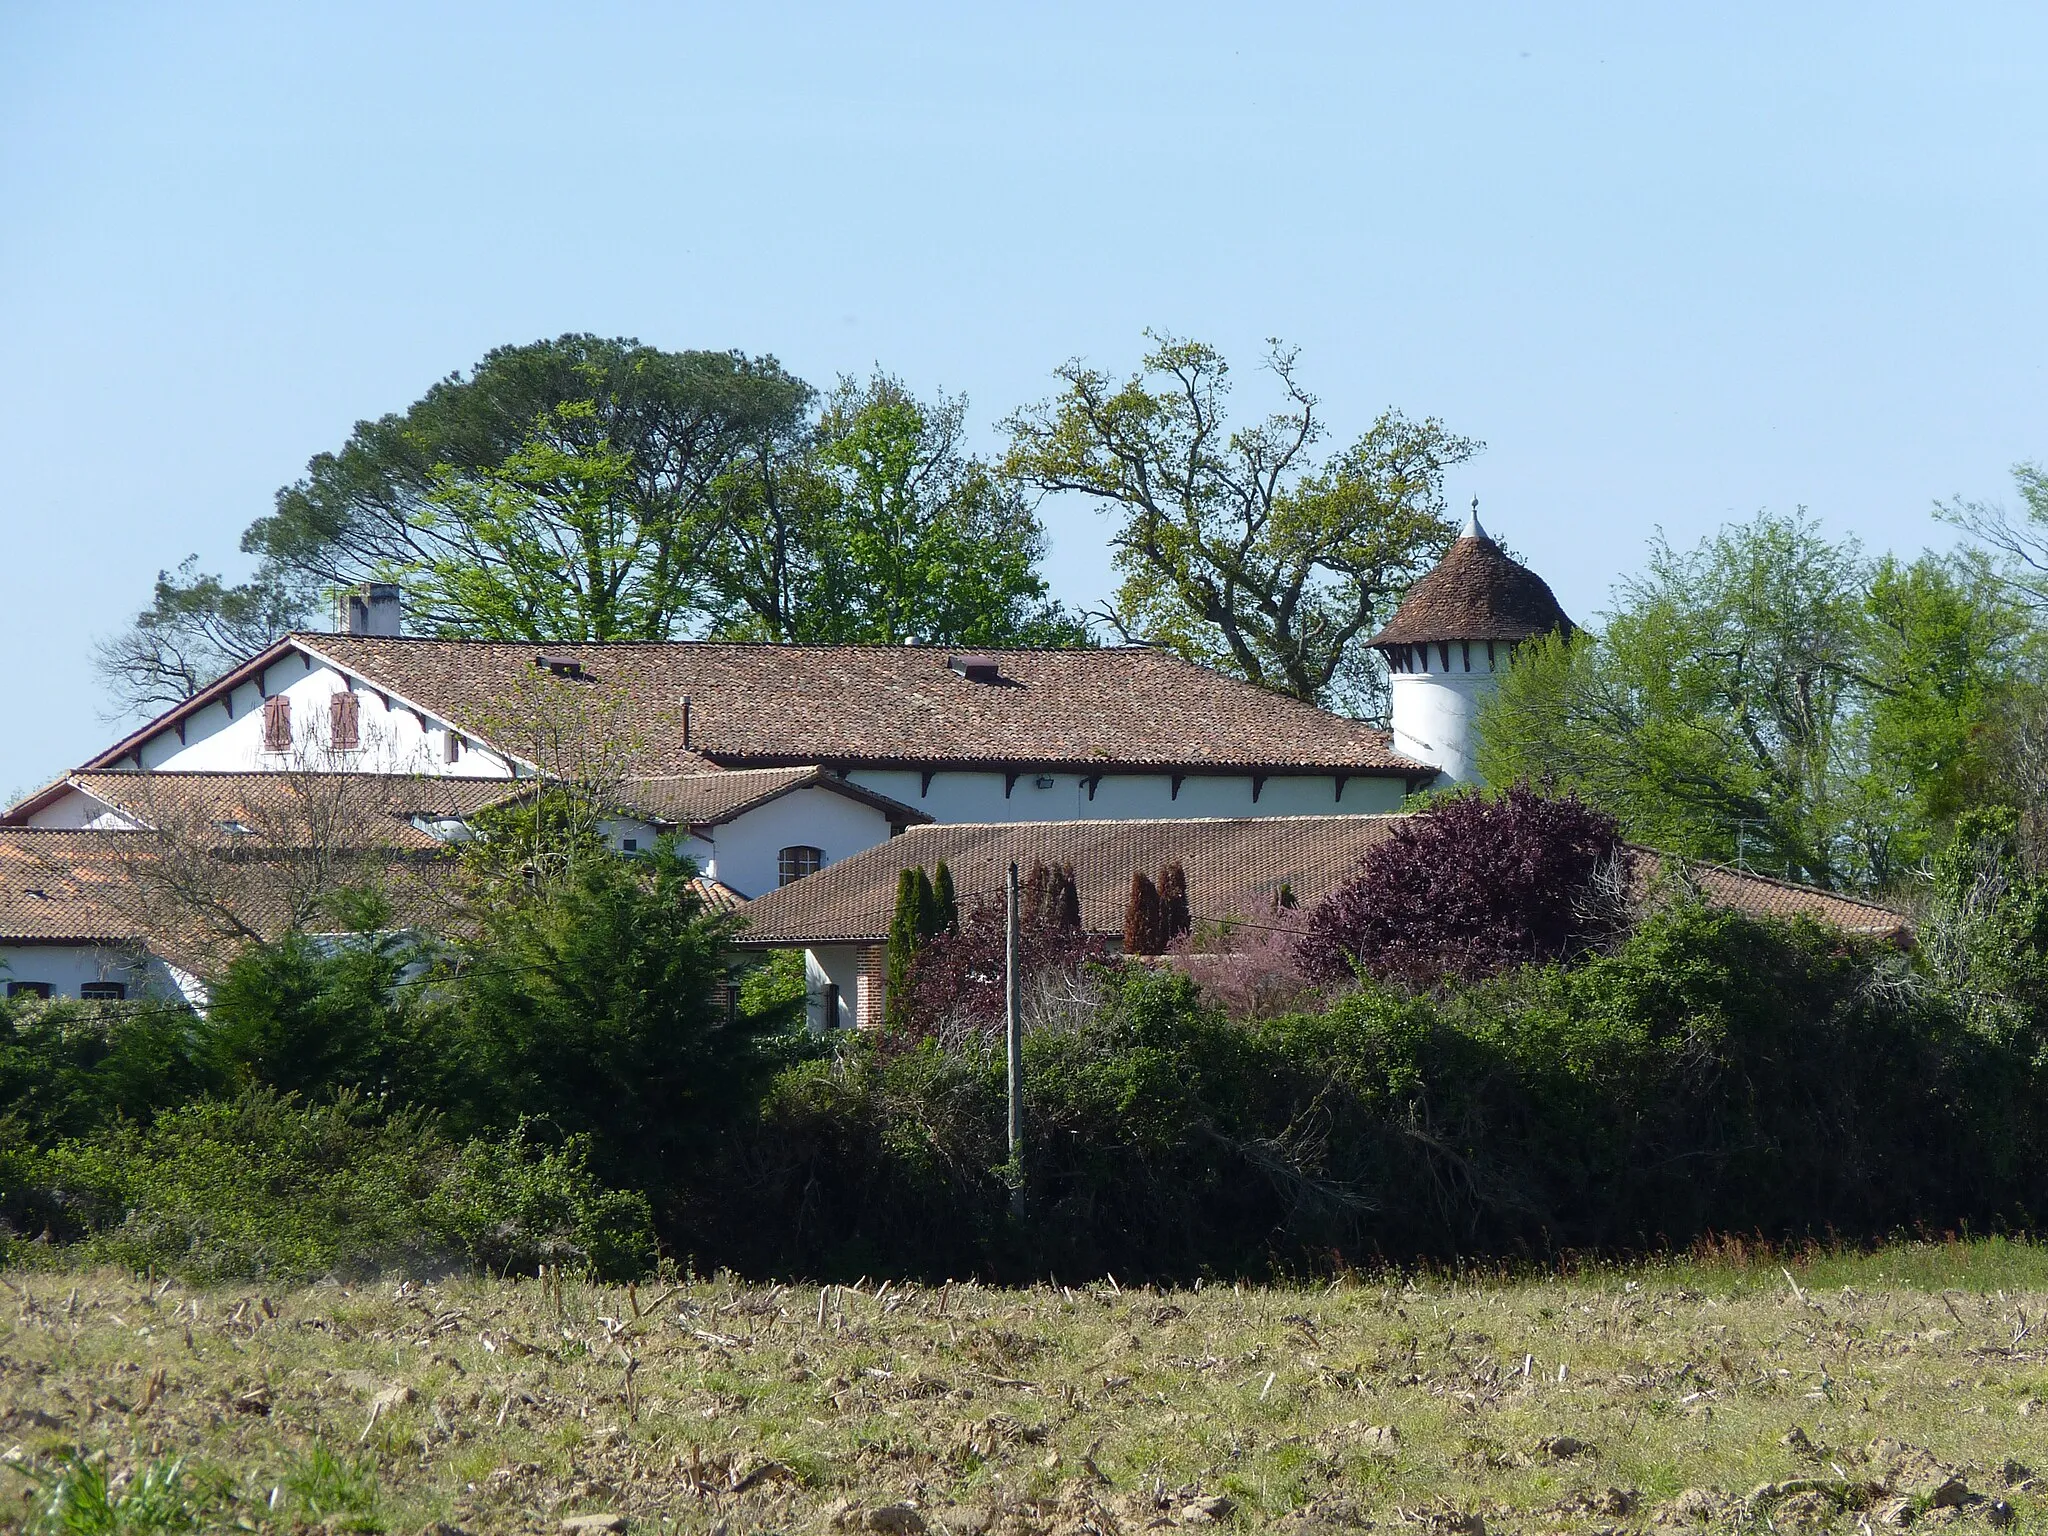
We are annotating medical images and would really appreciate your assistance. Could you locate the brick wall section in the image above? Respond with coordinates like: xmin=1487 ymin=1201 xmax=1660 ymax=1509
xmin=856 ymin=943 xmax=888 ymax=1028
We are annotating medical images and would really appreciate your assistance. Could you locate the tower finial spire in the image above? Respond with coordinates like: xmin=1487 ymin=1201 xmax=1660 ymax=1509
xmin=1462 ymin=497 xmax=1486 ymax=541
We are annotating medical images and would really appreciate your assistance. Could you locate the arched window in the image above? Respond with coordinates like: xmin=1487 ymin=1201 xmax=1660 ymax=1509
xmin=778 ymin=845 xmax=825 ymax=886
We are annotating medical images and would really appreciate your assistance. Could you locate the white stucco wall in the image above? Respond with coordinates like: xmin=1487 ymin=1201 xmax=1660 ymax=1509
xmin=22 ymin=789 xmax=144 ymax=830
xmin=843 ymin=769 xmax=1406 ymax=823
xmin=0 ymin=944 xmax=202 ymax=1005
xmin=705 ymin=788 xmax=898 ymax=899
xmin=1387 ymin=647 xmax=1502 ymax=787
xmin=806 ymin=944 xmax=862 ymax=1031
xmin=129 ymin=653 xmax=518 ymax=778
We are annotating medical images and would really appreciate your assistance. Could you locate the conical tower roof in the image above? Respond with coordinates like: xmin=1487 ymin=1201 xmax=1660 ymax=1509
xmin=1369 ymin=509 xmax=1574 ymax=649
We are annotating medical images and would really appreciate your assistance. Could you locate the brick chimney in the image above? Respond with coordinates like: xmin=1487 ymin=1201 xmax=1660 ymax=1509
xmin=337 ymin=583 xmax=402 ymax=637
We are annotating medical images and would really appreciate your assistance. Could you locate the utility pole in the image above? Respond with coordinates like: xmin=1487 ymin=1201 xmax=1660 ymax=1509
xmin=1005 ymin=858 xmax=1025 ymax=1217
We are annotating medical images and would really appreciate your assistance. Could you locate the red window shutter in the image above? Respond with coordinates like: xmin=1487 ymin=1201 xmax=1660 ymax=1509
xmin=329 ymin=691 xmax=360 ymax=750
xmin=262 ymin=694 xmax=292 ymax=752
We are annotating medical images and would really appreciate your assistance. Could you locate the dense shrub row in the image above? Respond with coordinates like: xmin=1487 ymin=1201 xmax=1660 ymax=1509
xmin=6 ymin=796 xmax=2048 ymax=1284
xmin=680 ymin=902 xmax=2047 ymax=1280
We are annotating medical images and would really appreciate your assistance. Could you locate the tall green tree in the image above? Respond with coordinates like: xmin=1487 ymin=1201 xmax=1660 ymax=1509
xmin=1003 ymin=333 xmax=1478 ymax=711
xmin=711 ymin=372 xmax=1085 ymax=646
xmin=1478 ymin=512 xmax=2030 ymax=890
xmin=96 ymin=336 xmax=814 ymax=708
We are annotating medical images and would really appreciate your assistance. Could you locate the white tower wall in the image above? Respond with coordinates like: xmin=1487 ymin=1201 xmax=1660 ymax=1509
xmin=1386 ymin=642 xmax=1505 ymax=788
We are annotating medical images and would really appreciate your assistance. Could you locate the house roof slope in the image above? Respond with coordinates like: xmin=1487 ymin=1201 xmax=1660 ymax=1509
xmin=612 ymin=767 xmax=931 ymax=830
xmin=1370 ymin=529 xmax=1574 ymax=648
xmin=283 ymin=637 xmax=1430 ymax=777
xmin=0 ymin=831 xmax=144 ymax=942
xmin=733 ymin=815 xmax=1911 ymax=948
xmin=4 ymin=772 xmax=530 ymax=846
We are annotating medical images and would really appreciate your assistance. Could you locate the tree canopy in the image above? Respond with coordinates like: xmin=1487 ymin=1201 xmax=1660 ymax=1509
xmin=1477 ymin=511 xmax=2034 ymax=890
xmin=1004 ymin=333 xmax=1477 ymax=713
xmin=709 ymin=373 xmax=1084 ymax=647
xmin=96 ymin=341 xmax=1079 ymax=715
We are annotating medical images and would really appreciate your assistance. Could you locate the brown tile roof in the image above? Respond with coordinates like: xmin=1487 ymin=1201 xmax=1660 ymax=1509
xmin=687 ymin=876 xmax=748 ymax=916
xmin=234 ymin=637 xmax=1431 ymax=778
xmin=5 ymin=772 xmax=530 ymax=848
xmin=732 ymin=815 xmax=1910 ymax=948
xmin=612 ymin=768 xmax=931 ymax=830
xmin=0 ymin=831 xmax=145 ymax=942
xmin=1370 ymin=531 xmax=1575 ymax=648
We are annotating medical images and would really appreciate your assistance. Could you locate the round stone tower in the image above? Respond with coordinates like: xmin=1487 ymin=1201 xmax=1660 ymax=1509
xmin=1369 ymin=505 xmax=1573 ymax=787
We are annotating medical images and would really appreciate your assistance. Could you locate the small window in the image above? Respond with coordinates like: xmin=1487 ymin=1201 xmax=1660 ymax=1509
xmin=778 ymin=845 xmax=825 ymax=886
xmin=620 ymin=838 xmax=639 ymax=853
xmin=262 ymin=694 xmax=293 ymax=752
xmin=6 ymin=981 xmax=53 ymax=1000
xmin=329 ymin=690 xmax=361 ymax=750
xmin=80 ymin=981 xmax=127 ymax=1001
xmin=444 ymin=731 xmax=463 ymax=764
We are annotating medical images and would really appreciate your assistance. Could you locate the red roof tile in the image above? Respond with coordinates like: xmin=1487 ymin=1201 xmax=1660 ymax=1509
xmin=255 ymin=637 xmax=1431 ymax=777
xmin=733 ymin=816 xmax=1910 ymax=948
xmin=1370 ymin=531 xmax=1574 ymax=648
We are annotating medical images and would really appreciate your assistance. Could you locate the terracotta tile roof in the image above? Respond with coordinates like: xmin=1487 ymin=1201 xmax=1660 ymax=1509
xmin=687 ymin=875 xmax=748 ymax=916
xmin=0 ymin=831 xmax=144 ymax=942
xmin=270 ymin=637 xmax=1429 ymax=777
xmin=1370 ymin=532 xmax=1575 ymax=648
xmin=733 ymin=815 xmax=1911 ymax=948
xmin=0 ymin=822 xmax=470 ymax=978
xmin=41 ymin=771 xmax=530 ymax=846
xmin=612 ymin=768 xmax=931 ymax=830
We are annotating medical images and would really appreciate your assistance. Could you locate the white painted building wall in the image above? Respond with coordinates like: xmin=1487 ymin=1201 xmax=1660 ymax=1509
xmin=127 ymin=653 xmax=518 ymax=779
xmin=706 ymin=788 xmax=898 ymax=899
xmin=844 ymin=769 xmax=1406 ymax=823
xmin=806 ymin=944 xmax=862 ymax=1031
xmin=0 ymin=944 xmax=203 ymax=1005
xmin=1387 ymin=646 xmax=1503 ymax=788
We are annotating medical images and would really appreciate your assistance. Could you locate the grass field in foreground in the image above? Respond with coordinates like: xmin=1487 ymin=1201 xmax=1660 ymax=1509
xmin=2 ymin=1242 xmax=2046 ymax=1534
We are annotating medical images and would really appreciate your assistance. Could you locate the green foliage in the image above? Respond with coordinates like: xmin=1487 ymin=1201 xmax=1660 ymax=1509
xmin=1921 ymin=807 xmax=2048 ymax=1059
xmin=0 ymin=997 xmax=228 ymax=1146
xmin=249 ymin=334 xmax=811 ymax=641
xmin=203 ymin=931 xmax=424 ymax=1100
xmin=932 ymin=861 xmax=958 ymax=931
xmin=737 ymin=948 xmax=809 ymax=1034
xmin=712 ymin=372 xmax=1085 ymax=647
xmin=1479 ymin=513 xmax=2030 ymax=890
xmin=1004 ymin=333 xmax=1478 ymax=711
xmin=7 ymin=1089 xmax=653 ymax=1283
xmin=689 ymin=903 xmax=2045 ymax=1279
xmin=885 ymin=867 xmax=930 ymax=1031
xmin=430 ymin=837 xmax=765 ymax=1200
xmin=280 ymin=1444 xmax=382 ymax=1531
xmin=24 ymin=1453 xmax=227 ymax=1534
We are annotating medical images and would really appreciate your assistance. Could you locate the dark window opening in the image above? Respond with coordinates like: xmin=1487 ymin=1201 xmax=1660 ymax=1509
xmin=6 ymin=981 xmax=53 ymax=1000
xmin=821 ymin=981 xmax=841 ymax=1028
xmin=80 ymin=981 xmax=127 ymax=1001
xmin=620 ymin=838 xmax=639 ymax=853
xmin=778 ymin=845 xmax=825 ymax=886
xmin=444 ymin=731 xmax=463 ymax=763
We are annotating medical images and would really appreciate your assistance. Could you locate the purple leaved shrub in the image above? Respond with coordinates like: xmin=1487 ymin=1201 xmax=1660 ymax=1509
xmin=1295 ymin=785 xmax=1632 ymax=986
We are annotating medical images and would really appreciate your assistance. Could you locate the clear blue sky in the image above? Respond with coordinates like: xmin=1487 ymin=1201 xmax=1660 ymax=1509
xmin=3 ymin=4 xmax=2043 ymax=799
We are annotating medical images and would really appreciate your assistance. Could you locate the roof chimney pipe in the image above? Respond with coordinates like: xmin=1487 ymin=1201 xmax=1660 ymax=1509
xmin=338 ymin=582 xmax=402 ymax=637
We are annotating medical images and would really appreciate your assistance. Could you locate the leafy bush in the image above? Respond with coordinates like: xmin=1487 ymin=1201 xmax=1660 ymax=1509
xmin=1296 ymin=784 xmax=1631 ymax=985
xmin=683 ymin=900 xmax=2045 ymax=1280
xmin=4 ymin=1089 xmax=653 ymax=1282
xmin=897 ymin=897 xmax=1112 ymax=1044
xmin=0 ymin=997 xmax=228 ymax=1147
